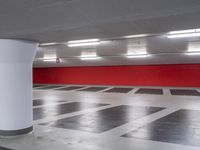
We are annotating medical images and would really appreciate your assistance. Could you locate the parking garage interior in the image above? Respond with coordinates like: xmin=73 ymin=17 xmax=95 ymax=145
xmin=1 ymin=1 xmax=200 ymax=150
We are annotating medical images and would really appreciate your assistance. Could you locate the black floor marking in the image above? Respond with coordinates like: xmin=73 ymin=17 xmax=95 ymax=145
xmin=33 ymin=84 xmax=46 ymax=88
xmin=33 ymin=99 xmax=66 ymax=106
xmin=123 ymin=109 xmax=200 ymax=146
xmin=104 ymin=88 xmax=133 ymax=93
xmin=170 ymin=89 xmax=200 ymax=96
xmin=0 ymin=146 xmax=13 ymax=150
xmin=33 ymin=85 xmax=49 ymax=88
xmin=36 ymin=85 xmax=64 ymax=90
xmin=78 ymin=87 xmax=108 ymax=92
xmin=56 ymin=86 xmax=85 ymax=91
xmin=135 ymin=88 xmax=163 ymax=95
xmin=34 ymin=102 xmax=108 ymax=120
xmin=41 ymin=105 xmax=164 ymax=133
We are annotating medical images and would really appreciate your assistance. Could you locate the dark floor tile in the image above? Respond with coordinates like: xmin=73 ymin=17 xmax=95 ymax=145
xmin=170 ymin=89 xmax=200 ymax=96
xmin=104 ymin=88 xmax=133 ymax=93
xmin=135 ymin=88 xmax=163 ymax=95
xmin=42 ymin=105 xmax=164 ymax=133
xmin=56 ymin=86 xmax=84 ymax=91
xmin=0 ymin=146 xmax=13 ymax=150
xmin=34 ymin=102 xmax=108 ymax=120
xmin=33 ymin=99 xmax=66 ymax=106
xmin=78 ymin=87 xmax=108 ymax=92
xmin=36 ymin=85 xmax=64 ymax=90
xmin=123 ymin=109 xmax=200 ymax=146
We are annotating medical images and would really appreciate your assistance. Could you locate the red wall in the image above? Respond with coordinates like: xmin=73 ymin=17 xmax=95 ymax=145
xmin=33 ymin=64 xmax=200 ymax=87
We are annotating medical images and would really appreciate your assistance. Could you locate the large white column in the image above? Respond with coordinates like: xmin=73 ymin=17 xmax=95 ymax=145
xmin=0 ymin=39 xmax=38 ymax=136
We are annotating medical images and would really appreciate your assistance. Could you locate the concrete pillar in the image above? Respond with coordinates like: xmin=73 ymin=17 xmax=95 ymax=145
xmin=0 ymin=39 xmax=38 ymax=136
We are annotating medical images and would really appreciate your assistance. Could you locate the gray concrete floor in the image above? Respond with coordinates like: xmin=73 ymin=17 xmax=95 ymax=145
xmin=1 ymin=85 xmax=200 ymax=150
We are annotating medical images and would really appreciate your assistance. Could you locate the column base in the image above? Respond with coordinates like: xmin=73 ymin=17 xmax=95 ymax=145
xmin=0 ymin=126 xmax=33 ymax=136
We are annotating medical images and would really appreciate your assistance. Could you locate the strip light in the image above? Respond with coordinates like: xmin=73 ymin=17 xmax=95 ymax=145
xmin=43 ymin=59 xmax=56 ymax=62
xmin=68 ymin=39 xmax=99 ymax=44
xmin=39 ymin=42 xmax=58 ymax=46
xmin=39 ymin=39 xmax=100 ymax=47
xmin=43 ymin=56 xmax=58 ymax=62
xmin=167 ymin=33 xmax=200 ymax=38
xmin=80 ymin=52 xmax=102 ymax=60
xmin=126 ymin=54 xmax=151 ymax=58
xmin=123 ymin=34 xmax=148 ymax=39
xmin=67 ymin=39 xmax=100 ymax=47
xmin=167 ymin=28 xmax=200 ymax=38
xmin=68 ymin=42 xmax=100 ymax=47
xmin=80 ymin=57 xmax=101 ymax=60
xmin=168 ymin=29 xmax=196 ymax=34
xmin=185 ymin=52 xmax=200 ymax=56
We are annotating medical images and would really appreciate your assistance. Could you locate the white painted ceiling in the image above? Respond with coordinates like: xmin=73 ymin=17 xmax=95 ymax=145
xmin=1 ymin=0 xmax=200 ymax=67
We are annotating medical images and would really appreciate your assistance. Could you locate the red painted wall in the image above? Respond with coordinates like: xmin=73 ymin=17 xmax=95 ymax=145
xmin=33 ymin=64 xmax=200 ymax=87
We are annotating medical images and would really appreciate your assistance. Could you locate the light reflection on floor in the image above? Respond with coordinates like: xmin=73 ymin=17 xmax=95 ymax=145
xmin=0 ymin=85 xmax=200 ymax=150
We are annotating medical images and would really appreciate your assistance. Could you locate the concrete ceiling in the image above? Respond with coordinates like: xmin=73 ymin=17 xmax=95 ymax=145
xmin=1 ymin=0 xmax=200 ymax=67
xmin=1 ymin=0 xmax=200 ymax=42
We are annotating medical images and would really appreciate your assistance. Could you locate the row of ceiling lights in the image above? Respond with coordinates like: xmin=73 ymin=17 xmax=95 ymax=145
xmin=40 ymin=28 xmax=200 ymax=62
xmin=40 ymin=28 xmax=200 ymax=46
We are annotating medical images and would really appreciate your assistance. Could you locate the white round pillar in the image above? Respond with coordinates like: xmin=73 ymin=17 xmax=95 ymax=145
xmin=0 ymin=39 xmax=38 ymax=136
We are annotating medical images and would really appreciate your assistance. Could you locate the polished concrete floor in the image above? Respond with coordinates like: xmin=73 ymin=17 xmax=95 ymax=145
xmin=1 ymin=84 xmax=200 ymax=150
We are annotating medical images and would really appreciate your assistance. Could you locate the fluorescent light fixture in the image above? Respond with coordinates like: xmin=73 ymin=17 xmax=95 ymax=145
xmin=80 ymin=57 xmax=101 ymax=60
xmin=80 ymin=51 xmax=101 ymax=60
xmin=39 ymin=42 xmax=58 ymax=46
xmin=127 ymin=52 xmax=147 ymax=55
xmin=123 ymin=34 xmax=148 ymax=39
xmin=43 ymin=56 xmax=57 ymax=59
xmin=187 ymin=42 xmax=200 ymax=52
xmin=68 ymin=42 xmax=100 ymax=47
xmin=39 ymin=39 xmax=100 ymax=47
xmin=127 ymin=45 xmax=147 ymax=56
xmin=68 ymin=39 xmax=100 ymax=47
xmin=43 ymin=59 xmax=56 ymax=62
xmin=168 ymin=29 xmax=196 ymax=35
xmin=68 ymin=39 xmax=99 ymax=44
xmin=43 ymin=55 xmax=58 ymax=62
xmin=167 ymin=33 xmax=200 ymax=38
xmin=81 ymin=54 xmax=96 ymax=57
xmin=126 ymin=54 xmax=151 ymax=58
xmin=167 ymin=28 xmax=200 ymax=38
xmin=185 ymin=52 xmax=200 ymax=55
